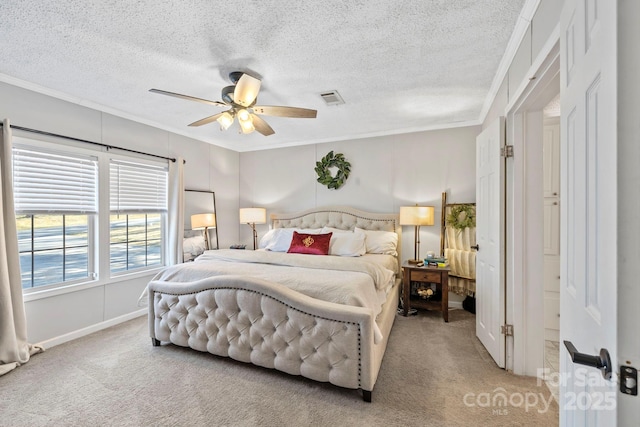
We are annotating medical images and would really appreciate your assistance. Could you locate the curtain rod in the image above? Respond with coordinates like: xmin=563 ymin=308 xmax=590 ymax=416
xmin=1 ymin=123 xmax=177 ymax=163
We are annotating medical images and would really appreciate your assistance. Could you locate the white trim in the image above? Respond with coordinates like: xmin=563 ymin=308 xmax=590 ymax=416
xmin=37 ymin=309 xmax=147 ymax=349
xmin=479 ymin=0 xmax=542 ymax=124
xmin=504 ymin=43 xmax=560 ymax=376
xmin=23 ymin=268 xmax=160 ymax=302
xmin=0 ymin=72 xmax=211 ymax=149
xmin=506 ymin=111 xmax=524 ymax=373
xmin=234 ymin=119 xmax=482 ymax=153
xmin=504 ymin=24 xmax=562 ymax=114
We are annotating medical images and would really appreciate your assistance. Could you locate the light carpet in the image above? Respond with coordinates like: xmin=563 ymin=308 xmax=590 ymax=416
xmin=0 ymin=309 xmax=558 ymax=426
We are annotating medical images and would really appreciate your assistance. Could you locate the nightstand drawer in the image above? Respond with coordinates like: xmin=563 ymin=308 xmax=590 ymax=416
xmin=410 ymin=270 xmax=442 ymax=283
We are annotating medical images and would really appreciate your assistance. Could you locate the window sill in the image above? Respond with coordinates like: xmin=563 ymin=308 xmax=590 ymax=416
xmin=22 ymin=266 xmax=163 ymax=302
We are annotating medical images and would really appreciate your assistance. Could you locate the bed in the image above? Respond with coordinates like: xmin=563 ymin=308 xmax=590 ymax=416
xmin=146 ymin=206 xmax=402 ymax=402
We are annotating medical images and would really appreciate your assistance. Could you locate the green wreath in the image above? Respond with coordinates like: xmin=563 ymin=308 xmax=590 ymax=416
xmin=315 ymin=151 xmax=351 ymax=189
xmin=446 ymin=204 xmax=476 ymax=230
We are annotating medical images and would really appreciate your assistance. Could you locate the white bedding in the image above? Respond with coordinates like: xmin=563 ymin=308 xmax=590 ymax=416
xmin=142 ymin=249 xmax=396 ymax=342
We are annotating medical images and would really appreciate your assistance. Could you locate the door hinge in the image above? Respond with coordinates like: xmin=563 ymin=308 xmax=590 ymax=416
xmin=501 ymin=324 xmax=514 ymax=336
xmin=501 ymin=145 xmax=514 ymax=158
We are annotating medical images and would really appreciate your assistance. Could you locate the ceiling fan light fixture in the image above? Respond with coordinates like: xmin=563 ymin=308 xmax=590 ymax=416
xmin=234 ymin=74 xmax=261 ymax=107
xmin=151 ymin=71 xmax=317 ymax=137
xmin=240 ymin=121 xmax=255 ymax=134
xmin=217 ymin=111 xmax=235 ymax=130
xmin=237 ymin=108 xmax=251 ymax=122
xmin=237 ymin=109 xmax=255 ymax=134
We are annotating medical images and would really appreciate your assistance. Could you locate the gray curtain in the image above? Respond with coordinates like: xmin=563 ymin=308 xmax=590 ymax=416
xmin=167 ymin=156 xmax=184 ymax=265
xmin=0 ymin=119 xmax=43 ymax=376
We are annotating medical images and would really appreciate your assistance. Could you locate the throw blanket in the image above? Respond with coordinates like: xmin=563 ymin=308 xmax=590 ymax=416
xmin=444 ymin=215 xmax=477 ymax=296
xmin=196 ymin=250 xmax=394 ymax=289
xmin=142 ymin=250 xmax=396 ymax=343
xmin=444 ymin=226 xmax=476 ymax=279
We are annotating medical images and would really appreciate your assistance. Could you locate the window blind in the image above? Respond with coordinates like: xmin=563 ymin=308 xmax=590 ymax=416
xmin=110 ymin=159 xmax=168 ymax=213
xmin=13 ymin=146 xmax=98 ymax=214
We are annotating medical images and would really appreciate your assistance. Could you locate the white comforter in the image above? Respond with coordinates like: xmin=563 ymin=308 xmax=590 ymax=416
xmin=142 ymin=249 xmax=396 ymax=342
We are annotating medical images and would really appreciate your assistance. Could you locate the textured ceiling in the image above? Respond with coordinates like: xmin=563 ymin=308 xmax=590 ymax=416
xmin=0 ymin=1 xmax=528 ymax=152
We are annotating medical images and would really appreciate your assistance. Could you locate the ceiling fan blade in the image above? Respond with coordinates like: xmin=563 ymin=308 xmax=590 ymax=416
xmin=252 ymin=105 xmax=317 ymax=118
xmin=149 ymin=89 xmax=226 ymax=107
xmin=251 ymin=114 xmax=275 ymax=136
xmin=188 ymin=112 xmax=225 ymax=127
xmin=233 ymin=74 xmax=261 ymax=107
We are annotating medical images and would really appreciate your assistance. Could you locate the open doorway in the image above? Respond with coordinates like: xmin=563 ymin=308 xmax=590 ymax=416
xmin=508 ymin=74 xmax=561 ymax=390
xmin=504 ymin=43 xmax=561 ymax=379
xmin=541 ymin=93 xmax=561 ymax=402
xmin=506 ymin=44 xmax=561 ymax=378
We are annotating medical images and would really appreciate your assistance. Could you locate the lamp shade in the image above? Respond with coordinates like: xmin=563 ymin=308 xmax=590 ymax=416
xmin=399 ymin=206 xmax=435 ymax=226
xmin=237 ymin=109 xmax=255 ymax=134
xmin=239 ymin=207 xmax=266 ymax=224
xmin=216 ymin=111 xmax=234 ymax=130
xmin=191 ymin=213 xmax=216 ymax=230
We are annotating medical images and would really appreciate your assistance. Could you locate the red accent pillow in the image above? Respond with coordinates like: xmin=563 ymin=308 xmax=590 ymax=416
xmin=287 ymin=232 xmax=332 ymax=255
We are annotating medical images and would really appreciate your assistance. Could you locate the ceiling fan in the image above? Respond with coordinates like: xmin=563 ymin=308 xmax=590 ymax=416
xmin=150 ymin=71 xmax=317 ymax=136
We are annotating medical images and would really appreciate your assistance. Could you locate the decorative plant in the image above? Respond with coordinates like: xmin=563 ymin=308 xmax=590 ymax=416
xmin=446 ymin=204 xmax=476 ymax=230
xmin=315 ymin=151 xmax=351 ymax=189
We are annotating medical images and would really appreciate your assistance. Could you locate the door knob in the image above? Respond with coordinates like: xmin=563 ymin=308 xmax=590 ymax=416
xmin=471 ymin=244 xmax=479 ymax=251
xmin=563 ymin=340 xmax=612 ymax=380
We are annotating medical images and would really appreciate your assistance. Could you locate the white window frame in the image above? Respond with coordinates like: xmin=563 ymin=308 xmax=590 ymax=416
xmin=107 ymin=154 xmax=168 ymax=277
xmin=13 ymin=136 xmax=169 ymax=299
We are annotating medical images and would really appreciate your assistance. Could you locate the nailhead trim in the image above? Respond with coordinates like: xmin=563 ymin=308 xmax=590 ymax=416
xmin=155 ymin=288 xmax=361 ymax=326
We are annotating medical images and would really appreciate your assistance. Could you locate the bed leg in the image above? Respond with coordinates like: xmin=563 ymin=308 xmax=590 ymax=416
xmin=362 ymin=390 xmax=372 ymax=402
xmin=151 ymin=338 xmax=161 ymax=347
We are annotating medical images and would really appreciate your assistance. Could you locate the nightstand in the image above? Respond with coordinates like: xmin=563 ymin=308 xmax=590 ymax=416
xmin=402 ymin=262 xmax=450 ymax=322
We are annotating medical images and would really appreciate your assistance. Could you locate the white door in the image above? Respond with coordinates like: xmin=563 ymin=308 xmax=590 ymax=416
xmin=475 ymin=117 xmax=505 ymax=368
xmin=559 ymin=0 xmax=617 ymax=425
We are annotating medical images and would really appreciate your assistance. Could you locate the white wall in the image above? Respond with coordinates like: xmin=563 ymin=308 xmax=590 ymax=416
xmin=0 ymin=81 xmax=239 ymax=344
xmin=239 ymin=126 xmax=479 ymax=274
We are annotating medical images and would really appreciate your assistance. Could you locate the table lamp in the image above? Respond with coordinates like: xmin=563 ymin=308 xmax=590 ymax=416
xmin=399 ymin=205 xmax=435 ymax=264
xmin=191 ymin=213 xmax=216 ymax=250
xmin=239 ymin=207 xmax=266 ymax=249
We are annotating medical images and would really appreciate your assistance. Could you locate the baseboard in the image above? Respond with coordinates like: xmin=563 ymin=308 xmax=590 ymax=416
xmin=448 ymin=301 xmax=463 ymax=309
xmin=39 ymin=309 xmax=147 ymax=349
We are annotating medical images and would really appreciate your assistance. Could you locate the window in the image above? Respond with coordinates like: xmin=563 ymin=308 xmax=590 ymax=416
xmin=109 ymin=160 xmax=167 ymax=274
xmin=13 ymin=140 xmax=169 ymax=291
xmin=13 ymin=146 xmax=97 ymax=289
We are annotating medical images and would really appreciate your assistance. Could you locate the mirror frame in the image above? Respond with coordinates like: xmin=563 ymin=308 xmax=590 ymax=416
xmin=184 ymin=189 xmax=219 ymax=250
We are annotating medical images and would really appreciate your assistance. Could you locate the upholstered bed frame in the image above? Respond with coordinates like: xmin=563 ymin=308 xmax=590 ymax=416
xmin=148 ymin=206 xmax=401 ymax=401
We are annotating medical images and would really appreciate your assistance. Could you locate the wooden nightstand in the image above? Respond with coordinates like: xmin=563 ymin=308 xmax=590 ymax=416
xmin=402 ymin=262 xmax=450 ymax=322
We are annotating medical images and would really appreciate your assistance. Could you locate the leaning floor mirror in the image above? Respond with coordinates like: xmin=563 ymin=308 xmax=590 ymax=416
xmin=183 ymin=189 xmax=218 ymax=262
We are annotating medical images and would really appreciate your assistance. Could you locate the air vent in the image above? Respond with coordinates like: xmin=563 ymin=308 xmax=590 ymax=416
xmin=320 ymin=90 xmax=345 ymax=106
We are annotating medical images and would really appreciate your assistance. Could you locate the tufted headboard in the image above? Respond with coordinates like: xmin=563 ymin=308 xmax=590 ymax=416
xmin=271 ymin=206 xmax=401 ymax=270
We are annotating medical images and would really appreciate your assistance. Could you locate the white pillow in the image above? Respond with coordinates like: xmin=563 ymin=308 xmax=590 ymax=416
xmin=264 ymin=228 xmax=322 ymax=252
xmin=321 ymin=227 xmax=365 ymax=256
xmin=259 ymin=229 xmax=278 ymax=249
xmin=297 ymin=228 xmax=323 ymax=234
xmin=183 ymin=235 xmax=206 ymax=262
xmin=355 ymin=227 xmax=398 ymax=256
